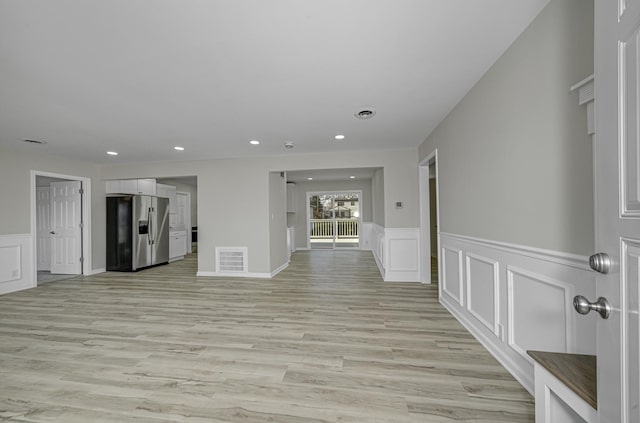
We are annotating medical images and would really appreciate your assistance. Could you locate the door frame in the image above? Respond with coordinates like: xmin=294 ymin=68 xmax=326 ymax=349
xmin=30 ymin=170 xmax=92 ymax=284
xmin=306 ymin=190 xmax=363 ymax=250
xmin=418 ymin=149 xmax=440 ymax=284
xmin=177 ymin=191 xmax=192 ymax=254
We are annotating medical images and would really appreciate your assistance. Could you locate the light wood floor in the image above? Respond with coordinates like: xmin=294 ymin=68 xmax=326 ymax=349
xmin=0 ymin=251 xmax=534 ymax=422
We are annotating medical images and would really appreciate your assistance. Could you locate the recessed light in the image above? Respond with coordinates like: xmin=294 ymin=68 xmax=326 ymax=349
xmin=174 ymin=146 xmax=185 ymax=151
xmin=350 ymin=176 xmax=355 ymax=179
xmin=307 ymin=177 xmax=313 ymax=180
xmin=107 ymin=151 xmax=118 ymax=156
xmin=284 ymin=142 xmax=294 ymax=149
xmin=334 ymin=134 xmax=345 ymax=140
xmin=250 ymin=140 xmax=260 ymax=145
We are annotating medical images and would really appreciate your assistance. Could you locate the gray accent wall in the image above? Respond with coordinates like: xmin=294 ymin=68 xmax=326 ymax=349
xmin=418 ymin=0 xmax=594 ymax=255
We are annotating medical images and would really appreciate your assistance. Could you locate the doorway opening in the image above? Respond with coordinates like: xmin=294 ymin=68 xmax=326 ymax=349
xmin=419 ymin=151 xmax=440 ymax=284
xmin=31 ymin=171 xmax=92 ymax=286
xmin=307 ymin=191 xmax=362 ymax=249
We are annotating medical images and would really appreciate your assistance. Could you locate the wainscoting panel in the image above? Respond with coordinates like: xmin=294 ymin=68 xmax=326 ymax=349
xmin=384 ymin=228 xmax=420 ymax=282
xmin=507 ymin=266 xmax=574 ymax=361
xmin=442 ymin=247 xmax=463 ymax=306
xmin=370 ymin=226 xmax=420 ymax=282
xmin=438 ymin=232 xmax=597 ymax=394
xmin=0 ymin=234 xmax=34 ymax=295
xmin=466 ymin=253 xmax=499 ymax=337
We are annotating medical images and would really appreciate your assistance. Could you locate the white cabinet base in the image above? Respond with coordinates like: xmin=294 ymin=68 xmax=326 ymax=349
xmin=169 ymin=230 xmax=187 ymax=261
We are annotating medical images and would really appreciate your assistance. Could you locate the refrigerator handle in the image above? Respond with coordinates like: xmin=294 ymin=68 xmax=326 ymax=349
xmin=148 ymin=207 xmax=153 ymax=245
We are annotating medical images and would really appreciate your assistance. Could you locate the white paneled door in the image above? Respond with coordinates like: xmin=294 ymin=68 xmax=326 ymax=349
xmin=50 ymin=181 xmax=82 ymax=275
xmin=594 ymin=0 xmax=640 ymax=421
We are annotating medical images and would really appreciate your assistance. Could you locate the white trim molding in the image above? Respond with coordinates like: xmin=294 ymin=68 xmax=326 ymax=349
xmin=0 ymin=234 xmax=34 ymax=295
xmin=438 ymin=233 xmax=597 ymax=394
xmin=570 ymin=74 xmax=595 ymax=135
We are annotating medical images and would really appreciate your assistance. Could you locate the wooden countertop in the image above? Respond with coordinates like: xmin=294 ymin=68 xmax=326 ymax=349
xmin=528 ymin=350 xmax=597 ymax=410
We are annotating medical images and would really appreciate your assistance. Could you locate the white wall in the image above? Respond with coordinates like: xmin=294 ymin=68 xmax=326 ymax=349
xmin=418 ymin=0 xmax=594 ymax=256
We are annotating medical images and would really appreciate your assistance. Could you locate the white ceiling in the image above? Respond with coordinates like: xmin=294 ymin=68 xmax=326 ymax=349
xmin=0 ymin=0 xmax=549 ymax=165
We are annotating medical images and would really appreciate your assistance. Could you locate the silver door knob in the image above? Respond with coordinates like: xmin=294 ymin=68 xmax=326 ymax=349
xmin=573 ymin=295 xmax=611 ymax=319
xmin=589 ymin=252 xmax=611 ymax=274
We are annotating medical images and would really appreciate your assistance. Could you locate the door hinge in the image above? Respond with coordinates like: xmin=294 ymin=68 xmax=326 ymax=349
xmin=79 ymin=222 xmax=84 ymax=228
xmin=80 ymin=257 xmax=84 ymax=263
xmin=79 ymin=188 xmax=84 ymax=194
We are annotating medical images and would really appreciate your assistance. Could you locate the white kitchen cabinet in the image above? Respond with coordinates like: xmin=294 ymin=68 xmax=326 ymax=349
xmin=286 ymin=182 xmax=296 ymax=213
xmin=105 ymin=178 xmax=157 ymax=195
xmin=169 ymin=230 xmax=187 ymax=261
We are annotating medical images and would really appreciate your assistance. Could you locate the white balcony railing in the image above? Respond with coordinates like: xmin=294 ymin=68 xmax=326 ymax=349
xmin=310 ymin=219 xmax=359 ymax=239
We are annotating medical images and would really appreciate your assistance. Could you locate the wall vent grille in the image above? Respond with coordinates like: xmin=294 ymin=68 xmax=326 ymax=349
xmin=216 ymin=247 xmax=248 ymax=273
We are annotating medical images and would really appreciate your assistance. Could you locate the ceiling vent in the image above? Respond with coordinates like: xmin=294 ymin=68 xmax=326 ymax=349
xmin=22 ymin=139 xmax=47 ymax=145
xmin=354 ymin=108 xmax=376 ymax=120
xmin=216 ymin=247 xmax=248 ymax=274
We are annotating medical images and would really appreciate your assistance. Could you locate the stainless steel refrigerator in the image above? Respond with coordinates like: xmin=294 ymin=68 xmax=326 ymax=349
xmin=106 ymin=195 xmax=170 ymax=271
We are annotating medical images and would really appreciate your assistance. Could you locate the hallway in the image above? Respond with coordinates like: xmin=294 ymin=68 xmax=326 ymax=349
xmin=0 ymin=251 xmax=533 ymax=422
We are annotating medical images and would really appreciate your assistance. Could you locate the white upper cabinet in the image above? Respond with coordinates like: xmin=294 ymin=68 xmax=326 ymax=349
xmin=106 ymin=178 xmax=157 ymax=195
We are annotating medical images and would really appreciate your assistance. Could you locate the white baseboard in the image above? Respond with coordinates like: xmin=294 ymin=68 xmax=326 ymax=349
xmin=440 ymin=293 xmax=534 ymax=394
xmin=88 ymin=268 xmax=106 ymax=276
xmin=270 ymin=261 xmax=289 ymax=277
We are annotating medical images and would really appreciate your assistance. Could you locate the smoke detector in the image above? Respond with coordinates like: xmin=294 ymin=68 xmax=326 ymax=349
xmin=284 ymin=142 xmax=294 ymax=149
xmin=354 ymin=108 xmax=376 ymax=119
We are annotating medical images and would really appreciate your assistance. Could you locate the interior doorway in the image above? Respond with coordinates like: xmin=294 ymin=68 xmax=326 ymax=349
xmin=307 ymin=191 xmax=362 ymax=249
xmin=419 ymin=151 xmax=440 ymax=284
xmin=31 ymin=171 xmax=92 ymax=285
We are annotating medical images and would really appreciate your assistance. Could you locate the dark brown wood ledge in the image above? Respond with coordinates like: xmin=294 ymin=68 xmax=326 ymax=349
xmin=528 ymin=350 xmax=597 ymax=410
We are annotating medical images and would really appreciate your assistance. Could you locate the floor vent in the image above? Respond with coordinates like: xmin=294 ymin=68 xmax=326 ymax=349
xmin=216 ymin=247 xmax=248 ymax=273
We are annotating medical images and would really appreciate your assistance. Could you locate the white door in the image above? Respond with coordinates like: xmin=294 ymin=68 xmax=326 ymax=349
xmin=50 ymin=181 xmax=82 ymax=275
xmin=36 ymin=186 xmax=51 ymax=271
xmin=593 ymin=0 xmax=640 ymax=421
